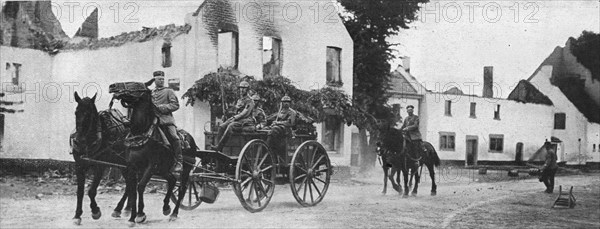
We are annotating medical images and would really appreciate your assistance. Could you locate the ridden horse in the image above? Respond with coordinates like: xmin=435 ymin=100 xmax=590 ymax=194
xmin=401 ymin=131 xmax=440 ymax=196
xmin=111 ymin=80 xmax=197 ymax=225
xmin=71 ymin=92 xmax=132 ymax=225
xmin=376 ymin=127 xmax=405 ymax=194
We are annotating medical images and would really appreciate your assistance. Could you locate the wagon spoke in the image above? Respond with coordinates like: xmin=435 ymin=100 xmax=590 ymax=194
xmin=310 ymin=179 xmax=322 ymax=197
xmin=260 ymin=165 xmax=273 ymax=173
xmin=255 ymin=144 xmax=263 ymax=167
xmin=187 ymin=184 xmax=193 ymax=205
xmin=310 ymin=146 xmax=318 ymax=167
xmin=303 ymin=178 xmax=308 ymax=201
xmin=315 ymin=167 xmax=329 ymax=174
xmin=256 ymin=180 xmax=268 ymax=197
xmin=295 ymin=164 xmax=308 ymax=173
xmin=246 ymin=181 xmax=254 ymax=200
xmin=311 ymin=155 xmax=326 ymax=170
xmin=253 ymin=182 xmax=262 ymax=207
xmin=258 ymin=153 xmax=269 ymax=168
xmin=308 ymin=178 xmax=314 ymax=203
xmin=314 ymin=176 xmax=326 ymax=184
xmin=294 ymin=173 xmax=307 ymax=181
xmin=240 ymin=177 xmax=252 ymax=190
xmin=242 ymin=169 xmax=252 ymax=176
xmin=297 ymin=177 xmax=307 ymax=193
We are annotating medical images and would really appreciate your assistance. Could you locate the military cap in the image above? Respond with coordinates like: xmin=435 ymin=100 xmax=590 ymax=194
xmin=281 ymin=95 xmax=292 ymax=102
xmin=153 ymin=71 xmax=165 ymax=77
xmin=238 ymin=81 xmax=250 ymax=88
xmin=406 ymin=105 xmax=414 ymax=109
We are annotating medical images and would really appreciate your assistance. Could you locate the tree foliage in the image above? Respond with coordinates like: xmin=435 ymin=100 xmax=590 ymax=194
xmin=182 ymin=69 xmax=377 ymax=126
xmin=339 ymin=0 xmax=428 ymax=132
xmin=570 ymin=30 xmax=600 ymax=81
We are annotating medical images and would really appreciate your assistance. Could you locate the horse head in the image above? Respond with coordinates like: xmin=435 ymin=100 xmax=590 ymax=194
xmin=74 ymin=92 xmax=98 ymax=142
xmin=109 ymin=81 xmax=156 ymax=135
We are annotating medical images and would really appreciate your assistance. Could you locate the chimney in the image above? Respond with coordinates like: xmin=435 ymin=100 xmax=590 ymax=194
xmin=402 ymin=57 xmax=411 ymax=73
xmin=483 ymin=66 xmax=493 ymax=98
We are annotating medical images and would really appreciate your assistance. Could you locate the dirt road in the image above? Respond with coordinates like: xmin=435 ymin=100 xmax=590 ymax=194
xmin=1 ymin=168 xmax=599 ymax=228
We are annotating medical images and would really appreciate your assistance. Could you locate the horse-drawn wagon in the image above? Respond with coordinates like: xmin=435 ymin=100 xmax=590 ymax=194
xmin=172 ymin=122 xmax=333 ymax=212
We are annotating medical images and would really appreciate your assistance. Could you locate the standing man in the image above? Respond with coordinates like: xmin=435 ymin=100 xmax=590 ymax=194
xmin=266 ymin=95 xmax=297 ymax=156
xmin=400 ymin=105 xmax=425 ymax=156
xmin=211 ymin=81 xmax=255 ymax=151
xmin=151 ymin=70 xmax=182 ymax=173
xmin=540 ymin=141 xmax=559 ymax=193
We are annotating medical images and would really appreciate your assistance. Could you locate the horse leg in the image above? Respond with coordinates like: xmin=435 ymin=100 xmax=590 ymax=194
xmin=428 ymin=164 xmax=437 ymax=196
xmin=112 ymin=168 xmax=130 ymax=218
xmin=169 ymin=165 xmax=188 ymax=221
xmin=88 ymin=166 xmax=104 ymax=220
xmin=393 ymin=168 xmax=402 ymax=194
xmin=389 ymin=167 xmax=399 ymax=192
xmin=161 ymin=173 xmax=175 ymax=217
xmin=125 ymin=168 xmax=137 ymax=226
xmin=135 ymin=165 xmax=153 ymax=224
xmin=73 ymin=165 xmax=87 ymax=225
xmin=412 ymin=166 xmax=420 ymax=196
xmin=382 ymin=166 xmax=388 ymax=194
xmin=402 ymin=168 xmax=409 ymax=197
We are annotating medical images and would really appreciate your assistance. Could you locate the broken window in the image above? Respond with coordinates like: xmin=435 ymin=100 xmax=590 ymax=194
xmin=0 ymin=113 xmax=4 ymax=152
xmin=444 ymin=100 xmax=452 ymax=116
xmin=322 ymin=115 xmax=342 ymax=152
xmin=470 ymin=102 xmax=476 ymax=118
xmin=7 ymin=63 xmax=21 ymax=85
xmin=161 ymin=42 xmax=172 ymax=68
xmin=494 ymin=104 xmax=500 ymax=120
xmin=326 ymin=47 xmax=342 ymax=86
xmin=439 ymin=132 xmax=455 ymax=151
xmin=262 ymin=37 xmax=282 ymax=77
xmin=489 ymin=134 xmax=504 ymax=153
xmin=218 ymin=31 xmax=239 ymax=69
xmin=554 ymin=113 xmax=566 ymax=129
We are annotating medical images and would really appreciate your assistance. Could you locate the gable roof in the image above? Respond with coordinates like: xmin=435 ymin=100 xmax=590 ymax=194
xmin=507 ymin=80 xmax=553 ymax=105
xmin=518 ymin=39 xmax=599 ymax=123
xmin=389 ymin=66 xmax=427 ymax=96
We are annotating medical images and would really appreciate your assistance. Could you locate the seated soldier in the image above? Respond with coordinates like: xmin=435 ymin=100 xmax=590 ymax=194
xmin=211 ymin=81 xmax=255 ymax=151
xmin=251 ymin=94 xmax=267 ymax=130
xmin=266 ymin=95 xmax=297 ymax=155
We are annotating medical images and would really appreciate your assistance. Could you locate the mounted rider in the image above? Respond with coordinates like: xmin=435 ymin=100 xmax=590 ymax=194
xmin=211 ymin=81 xmax=255 ymax=151
xmin=400 ymin=105 xmax=426 ymax=158
xmin=151 ymin=70 xmax=182 ymax=173
xmin=266 ymin=95 xmax=297 ymax=156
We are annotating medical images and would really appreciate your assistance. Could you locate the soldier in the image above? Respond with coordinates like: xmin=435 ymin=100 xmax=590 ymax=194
xmin=211 ymin=81 xmax=255 ymax=151
xmin=251 ymin=94 xmax=267 ymax=130
xmin=151 ymin=70 xmax=182 ymax=173
xmin=540 ymin=141 xmax=559 ymax=193
xmin=266 ymin=95 xmax=297 ymax=155
xmin=400 ymin=105 xmax=426 ymax=157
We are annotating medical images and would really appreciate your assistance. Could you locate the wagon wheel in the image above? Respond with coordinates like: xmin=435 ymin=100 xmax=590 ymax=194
xmin=232 ymin=139 xmax=276 ymax=213
xmin=170 ymin=160 xmax=203 ymax=210
xmin=289 ymin=140 xmax=331 ymax=207
xmin=170 ymin=179 xmax=202 ymax=210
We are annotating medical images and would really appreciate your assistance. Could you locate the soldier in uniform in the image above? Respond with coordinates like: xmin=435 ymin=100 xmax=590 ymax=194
xmin=400 ymin=105 xmax=426 ymax=157
xmin=540 ymin=141 xmax=559 ymax=193
xmin=266 ymin=95 xmax=297 ymax=155
xmin=151 ymin=70 xmax=182 ymax=173
xmin=251 ymin=94 xmax=267 ymax=130
xmin=211 ymin=81 xmax=255 ymax=151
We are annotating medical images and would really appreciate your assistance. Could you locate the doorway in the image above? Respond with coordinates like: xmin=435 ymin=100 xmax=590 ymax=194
xmin=466 ymin=136 xmax=478 ymax=166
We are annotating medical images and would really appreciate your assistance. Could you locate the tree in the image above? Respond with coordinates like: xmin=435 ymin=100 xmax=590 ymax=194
xmin=338 ymin=0 xmax=428 ymax=171
xmin=570 ymin=31 xmax=600 ymax=81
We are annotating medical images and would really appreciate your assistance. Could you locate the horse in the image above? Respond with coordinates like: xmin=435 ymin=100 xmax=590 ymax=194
xmin=110 ymin=80 xmax=197 ymax=225
xmin=71 ymin=92 xmax=132 ymax=225
xmin=401 ymin=131 xmax=440 ymax=196
xmin=376 ymin=127 xmax=405 ymax=195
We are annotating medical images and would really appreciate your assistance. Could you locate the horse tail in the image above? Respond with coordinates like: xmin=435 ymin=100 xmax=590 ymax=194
xmin=427 ymin=142 xmax=441 ymax=167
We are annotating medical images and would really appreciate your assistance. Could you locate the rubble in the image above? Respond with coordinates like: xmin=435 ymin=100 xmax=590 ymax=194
xmin=62 ymin=24 xmax=192 ymax=51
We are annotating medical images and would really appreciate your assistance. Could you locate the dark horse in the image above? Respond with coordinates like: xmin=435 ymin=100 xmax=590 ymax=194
xmin=401 ymin=130 xmax=440 ymax=196
xmin=110 ymin=80 xmax=197 ymax=225
xmin=376 ymin=127 xmax=405 ymax=195
xmin=71 ymin=92 xmax=132 ymax=225
xmin=377 ymin=126 xmax=440 ymax=196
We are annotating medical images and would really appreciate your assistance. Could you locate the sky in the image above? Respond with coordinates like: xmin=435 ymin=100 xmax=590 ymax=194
xmin=52 ymin=0 xmax=600 ymax=97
